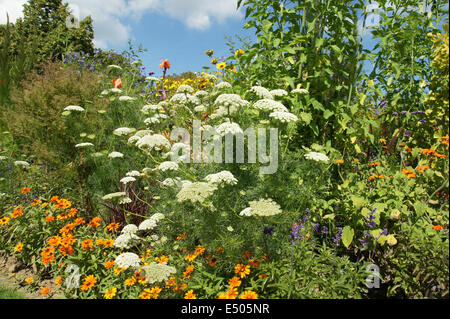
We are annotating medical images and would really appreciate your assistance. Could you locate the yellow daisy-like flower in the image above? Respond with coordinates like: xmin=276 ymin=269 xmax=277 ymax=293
xmin=104 ymin=287 xmax=117 ymax=299
xmin=216 ymin=62 xmax=226 ymax=70
xmin=25 ymin=277 xmax=34 ymax=284
xmin=55 ymin=276 xmax=63 ymax=286
xmin=234 ymin=263 xmax=251 ymax=278
xmin=14 ymin=243 xmax=24 ymax=252
xmin=184 ymin=290 xmax=197 ymax=299
xmin=0 ymin=216 xmax=10 ymax=226
xmin=240 ymin=290 xmax=259 ymax=299
xmin=124 ymin=277 xmax=137 ymax=286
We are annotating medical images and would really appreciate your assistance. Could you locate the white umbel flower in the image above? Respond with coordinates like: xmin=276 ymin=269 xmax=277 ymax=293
xmin=126 ymin=170 xmax=141 ymax=177
xmin=158 ymin=161 xmax=179 ymax=172
xmin=249 ymin=198 xmax=282 ymax=217
xmin=141 ymin=263 xmax=176 ymax=284
xmin=269 ymin=111 xmax=298 ymax=123
xmin=110 ymin=88 xmax=122 ymax=94
xmin=176 ymin=182 xmax=217 ymax=204
xmin=113 ymin=233 xmax=140 ymax=249
xmin=141 ymin=104 xmax=161 ymax=114
xmin=239 ymin=207 xmax=253 ymax=216
xmin=13 ymin=160 xmax=30 ymax=168
xmin=64 ymin=105 xmax=85 ymax=112
xmin=75 ymin=142 xmax=94 ymax=148
xmin=145 ymin=76 xmax=160 ymax=82
xmin=107 ymin=64 xmax=122 ymax=71
xmin=113 ymin=127 xmax=134 ymax=136
xmin=204 ymin=170 xmax=238 ymax=185
xmin=102 ymin=192 xmax=126 ymax=201
xmin=115 ymin=252 xmax=141 ymax=268
xmin=176 ymin=85 xmax=194 ymax=94
xmin=108 ymin=151 xmax=124 ymax=158
xmin=136 ymin=134 xmax=171 ymax=151
xmin=120 ymin=176 xmax=136 ymax=184
xmin=215 ymin=81 xmax=232 ymax=89
xmin=253 ymin=99 xmax=288 ymax=112
xmin=194 ymin=105 xmax=207 ymax=112
xmin=194 ymin=90 xmax=209 ymax=98
xmin=249 ymin=86 xmax=273 ymax=99
xmin=304 ymin=151 xmax=330 ymax=162
xmin=269 ymin=89 xmax=288 ymax=97
xmin=214 ymin=94 xmax=249 ymax=109
xmin=216 ymin=122 xmax=243 ymax=136
xmin=119 ymin=96 xmax=135 ymax=102
xmin=291 ymin=88 xmax=309 ymax=95
xmin=161 ymin=177 xmax=181 ymax=187
xmin=138 ymin=218 xmax=157 ymax=231
xmin=121 ymin=224 xmax=138 ymax=235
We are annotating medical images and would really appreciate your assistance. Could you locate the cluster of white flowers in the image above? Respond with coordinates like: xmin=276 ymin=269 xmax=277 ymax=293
xmin=291 ymin=88 xmax=309 ymax=95
xmin=253 ymin=99 xmax=288 ymax=112
xmin=126 ymin=170 xmax=141 ymax=177
xmin=176 ymin=85 xmax=194 ymax=94
xmin=215 ymin=121 xmax=244 ymax=136
xmin=141 ymin=104 xmax=162 ymax=114
xmin=107 ymin=64 xmax=122 ymax=71
xmin=113 ymin=127 xmax=135 ymax=136
xmin=240 ymin=198 xmax=282 ymax=217
xmin=249 ymin=86 xmax=273 ymax=99
xmin=269 ymin=89 xmax=288 ymax=97
xmin=170 ymin=93 xmax=200 ymax=105
xmin=144 ymin=116 xmax=160 ymax=125
xmin=136 ymin=134 xmax=171 ymax=151
xmin=119 ymin=197 xmax=132 ymax=204
xmin=304 ymin=151 xmax=330 ymax=163
xmin=194 ymin=105 xmax=207 ymax=113
xmin=121 ymin=224 xmax=138 ymax=235
xmin=64 ymin=105 xmax=85 ymax=112
xmin=269 ymin=111 xmax=298 ymax=123
xmin=114 ymin=233 xmax=140 ymax=249
xmin=161 ymin=177 xmax=181 ymax=187
xmin=141 ymin=263 xmax=177 ymax=284
xmin=176 ymin=182 xmax=217 ymax=204
xmin=13 ymin=160 xmax=30 ymax=168
xmin=212 ymin=94 xmax=249 ymax=118
xmin=138 ymin=213 xmax=165 ymax=231
xmin=120 ymin=176 xmax=136 ymax=184
xmin=128 ymin=130 xmax=153 ymax=145
xmin=204 ymin=170 xmax=238 ymax=186
xmin=115 ymin=252 xmax=141 ymax=268
xmin=194 ymin=90 xmax=209 ymax=98
xmin=215 ymin=81 xmax=232 ymax=89
xmin=145 ymin=76 xmax=160 ymax=82
xmin=75 ymin=142 xmax=94 ymax=148
xmin=108 ymin=151 xmax=124 ymax=158
xmin=158 ymin=161 xmax=179 ymax=172
xmin=102 ymin=192 xmax=127 ymax=201
xmin=118 ymin=96 xmax=135 ymax=102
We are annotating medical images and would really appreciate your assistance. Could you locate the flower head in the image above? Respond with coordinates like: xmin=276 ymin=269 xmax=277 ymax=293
xmin=159 ymin=59 xmax=171 ymax=69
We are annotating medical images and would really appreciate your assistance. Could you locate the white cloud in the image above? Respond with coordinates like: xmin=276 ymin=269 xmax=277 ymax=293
xmin=1 ymin=0 xmax=241 ymax=48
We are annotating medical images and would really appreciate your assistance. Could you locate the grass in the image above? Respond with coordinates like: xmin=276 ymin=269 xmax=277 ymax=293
xmin=0 ymin=284 xmax=28 ymax=299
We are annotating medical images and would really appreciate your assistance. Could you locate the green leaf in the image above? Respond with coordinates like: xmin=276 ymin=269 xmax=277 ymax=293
xmin=342 ymin=226 xmax=354 ymax=248
xmin=299 ymin=112 xmax=312 ymax=124
xmin=323 ymin=109 xmax=334 ymax=119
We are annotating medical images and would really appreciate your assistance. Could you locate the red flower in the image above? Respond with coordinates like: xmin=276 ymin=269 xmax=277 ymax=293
xmin=432 ymin=225 xmax=443 ymax=231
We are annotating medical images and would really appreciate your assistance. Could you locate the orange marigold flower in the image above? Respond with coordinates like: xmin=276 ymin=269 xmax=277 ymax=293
xmin=208 ymin=257 xmax=218 ymax=267
xmin=54 ymin=199 xmax=71 ymax=210
xmin=25 ymin=277 xmax=34 ymax=284
xmin=105 ymin=260 xmax=115 ymax=269
xmin=225 ymin=287 xmax=239 ymax=299
xmin=242 ymin=251 xmax=251 ymax=259
xmin=106 ymin=222 xmax=120 ymax=231
xmin=74 ymin=217 xmax=85 ymax=225
xmin=240 ymin=290 xmax=259 ymax=299
xmin=379 ymin=138 xmax=387 ymax=143
xmin=182 ymin=265 xmax=195 ymax=279
xmin=45 ymin=216 xmax=55 ymax=222
xmin=81 ymin=275 xmax=97 ymax=291
xmin=166 ymin=277 xmax=176 ymax=289
xmin=249 ymin=259 xmax=260 ymax=267
xmin=59 ymin=245 xmax=75 ymax=256
xmin=11 ymin=206 xmax=24 ymax=218
xmin=40 ymin=287 xmax=51 ymax=295
xmin=104 ymin=287 xmax=117 ymax=299
xmin=368 ymin=161 xmax=381 ymax=167
xmin=125 ymin=277 xmax=137 ymax=286
xmin=335 ymin=159 xmax=344 ymax=164
xmin=216 ymin=247 xmax=224 ymax=254
xmin=228 ymin=276 xmax=242 ymax=288
xmin=21 ymin=187 xmax=31 ymax=194
xmin=159 ymin=59 xmax=171 ymax=69
xmin=81 ymin=239 xmax=94 ymax=251
xmin=235 ymin=264 xmax=251 ymax=279
xmin=176 ymin=232 xmax=186 ymax=240
xmin=407 ymin=173 xmax=417 ymax=179
xmin=31 ymin=199 xmax=42 ymax=206
xmin=432 ymin=225 xmax=443 ymax=231
xmin=50 ymin=195 xmax=59 ymax=202
xmin=88 ymin=217 xmax=102 ymax=228
xmin=55 ymin=277 xmax=63 ymax=286
xmin=184 ymin=290 xmax=197 ymax=299
xmin=155 ymin=255 xmax=169 ymax=264
xmin=401 ymin=168 xmax=414 ymax=175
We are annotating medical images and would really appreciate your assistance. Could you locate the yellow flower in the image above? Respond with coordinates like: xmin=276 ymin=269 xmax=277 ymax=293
xmin=205 ymin=49 xmax=214 ymax=56
xmin=25 ymin=277 xmax=34 ymax=284
xmin=234 ymin=264 xmax=251 ymax=278
xmin=125 ymin=277 xmax=137 ymax=286
xmin=104 ymin=287 xmax=117 ymax=299
xmin=40 ymin=287 xmax=51 ymax=296
xmin=235 ymin=49 xmax=245 ymax=57
xmin=80 ymin=275 xmax=97 ymax=291
xmin=217 ymin=62 xmax=226 ymax=70
xmin=55 ymin=277 xmax=63 ymax=286
xmin=184 ymin=290 xmax=197 ymax=299
xmin=14 ymin=243 xmax=24 ymax=252
xmin=240 ymin=290 xmax=259 ymax=299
